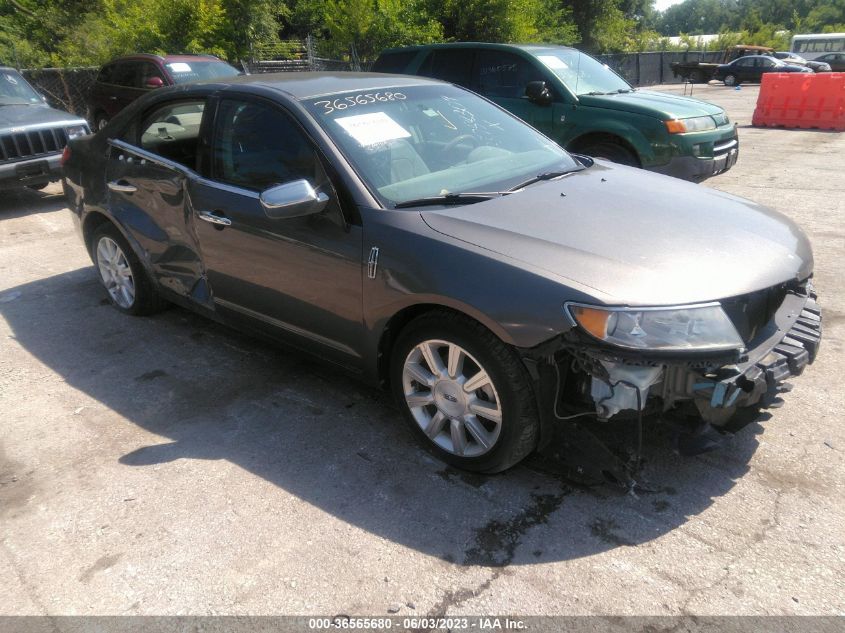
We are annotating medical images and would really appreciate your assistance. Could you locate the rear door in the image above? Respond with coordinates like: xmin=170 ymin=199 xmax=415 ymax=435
xmin=105 ymin=97 xmax=209 ymax=304
xmin=110 ymin=62 xmax=144 ymax=115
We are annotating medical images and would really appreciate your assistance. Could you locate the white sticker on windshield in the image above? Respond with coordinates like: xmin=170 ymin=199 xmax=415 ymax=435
xmin=168 ymin=62 xmax=192 ymax=73
xmin=335 ymin=112 xmax=411 ymax=147
xmin=537 ymin=55 xmax=569 ymax=70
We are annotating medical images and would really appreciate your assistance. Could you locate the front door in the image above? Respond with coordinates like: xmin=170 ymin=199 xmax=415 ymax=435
xmin=191 ymin=97 xmax=365 ymax=367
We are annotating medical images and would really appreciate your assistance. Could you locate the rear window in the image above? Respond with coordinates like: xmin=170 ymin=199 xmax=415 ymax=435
xmin=164 ymin=60 xmax=241 ymax=84
xmin=372 ymin=51 xmax=418 ymax=74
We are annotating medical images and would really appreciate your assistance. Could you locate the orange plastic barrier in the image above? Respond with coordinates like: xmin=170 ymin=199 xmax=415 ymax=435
xmin=752 ymin=72 xmax=845 ymax=131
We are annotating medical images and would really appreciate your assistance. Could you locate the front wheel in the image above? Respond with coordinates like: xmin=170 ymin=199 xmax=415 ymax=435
xmin=92 ymin=224 xmax=165 ymax=315
xmin=390 ymin=311 xmax=539 ymax=473
xmin=578 ymin=140 xmax=639 ymax=167
xmin=723 ymin=74 xmax=738 ymax=87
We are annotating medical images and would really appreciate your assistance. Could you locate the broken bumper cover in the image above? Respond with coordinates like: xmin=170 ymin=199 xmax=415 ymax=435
xmin=685 ymin=291 xmax=822 ymax=411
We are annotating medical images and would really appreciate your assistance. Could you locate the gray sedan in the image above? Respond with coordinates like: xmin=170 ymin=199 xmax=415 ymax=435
xmin=61 ymin=73 xmax=821 ymax=482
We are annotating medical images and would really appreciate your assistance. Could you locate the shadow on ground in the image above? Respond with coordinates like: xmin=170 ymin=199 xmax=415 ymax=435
xmin=0 ymin=187 xmax=68 ymax=220
xmin=0 ymin=269 xmax=765 ymax=567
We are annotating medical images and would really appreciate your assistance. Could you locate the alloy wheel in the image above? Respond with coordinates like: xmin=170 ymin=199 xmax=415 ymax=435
xmin=96 ymin=236 xmax=135 ymax=309
xmin=402 ymin=339 xmax=503 ymax=457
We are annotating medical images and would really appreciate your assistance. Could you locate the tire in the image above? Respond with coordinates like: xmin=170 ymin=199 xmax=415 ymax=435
xmin=579 ymin=140 xmax=639 ymax=167
xmin=389 ymin=310 xmax=540 ymax=473
xmin=723 ymin=74 xmax=738 ymax=87
xmin=91 ymin=223 xmax=165 ymax=316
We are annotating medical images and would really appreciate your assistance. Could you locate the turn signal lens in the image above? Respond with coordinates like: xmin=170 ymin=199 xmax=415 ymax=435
xmin=665 ymin=119 xmax=687 ymax=134
xmin=569 ymin=306 xmax=612 ymax=339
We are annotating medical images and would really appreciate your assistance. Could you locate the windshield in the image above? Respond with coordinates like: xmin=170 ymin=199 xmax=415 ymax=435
xmin=0 ymin=70 xmax=43 ymax=105
xmin=165 ymin=61 xmax=241 ymax=84
xmin=304 ymin=84 xmax=580 ymax=207
xmin=530 ymin=49 xmax=631 ymax=96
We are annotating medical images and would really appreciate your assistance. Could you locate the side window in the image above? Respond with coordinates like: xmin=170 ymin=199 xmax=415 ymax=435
xmin=113 ymin=63 xmax=139 ymax=88
xmin=97 ymin=64 xmax=115 ymax=84
xmin=418 ymin=49 xmax=474 ymax=86
xmin=138 ymin=63 xmax=165 ymax=88
xmin=211 ymin=99 xmax=326 ymax=192
xmin=476 ymin=50 xmax=546 ymax=98
xmin=139 ymin=99 xmax=205 ymax=168
xmin=372 ymin=51 xmax=418 ymax=74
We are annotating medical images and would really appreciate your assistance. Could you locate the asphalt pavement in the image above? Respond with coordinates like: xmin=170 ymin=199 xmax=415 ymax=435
xmin=1 ymin=83 xmax=843 ymax=616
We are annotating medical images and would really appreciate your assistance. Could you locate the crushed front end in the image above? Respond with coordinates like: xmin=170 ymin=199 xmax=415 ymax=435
xmin=523 ymin=279 xmax=822 ymax=487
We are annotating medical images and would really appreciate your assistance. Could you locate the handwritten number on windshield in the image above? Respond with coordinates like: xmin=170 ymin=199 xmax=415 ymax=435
xmin=313 ymin=92 xmax=406 ymax=115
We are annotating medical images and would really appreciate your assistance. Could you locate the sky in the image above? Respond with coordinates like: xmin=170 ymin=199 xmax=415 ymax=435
xmin=654 ymin=0 xmax=683 ymax=10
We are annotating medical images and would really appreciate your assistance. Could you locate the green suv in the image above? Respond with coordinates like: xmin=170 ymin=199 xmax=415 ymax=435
xmin=372 ymin=43 xmax=739 ymax=181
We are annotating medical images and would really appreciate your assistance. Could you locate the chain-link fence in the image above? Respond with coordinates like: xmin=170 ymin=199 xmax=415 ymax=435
xmin=244 ymin=37 xmax=363 ymax=73
xmin=596 ymin=51 xmax=723 ymax=86
xmin=21 ymin=67 xmax=98 ymax=119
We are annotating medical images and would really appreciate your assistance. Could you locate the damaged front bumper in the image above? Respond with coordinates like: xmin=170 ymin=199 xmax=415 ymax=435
xmin=524 ymin=282 xmax=822 ymax=487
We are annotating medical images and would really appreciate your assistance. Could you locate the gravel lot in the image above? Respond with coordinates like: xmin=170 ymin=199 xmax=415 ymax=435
xmin=1 ymin=83 xmax=843 ymax=617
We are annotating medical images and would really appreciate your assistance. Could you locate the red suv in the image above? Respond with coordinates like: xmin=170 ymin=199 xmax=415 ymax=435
xmin=88 ymin=53 xmax=241 ymax=130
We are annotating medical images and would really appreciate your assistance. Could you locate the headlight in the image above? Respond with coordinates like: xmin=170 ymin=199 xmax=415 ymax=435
xmin=664 ymin=115 xmax=717 ymax=134
xmin=565 ymin=302 xmax=744 ymax=351
xmin=66 ymin=124 xmax=88 ymax=140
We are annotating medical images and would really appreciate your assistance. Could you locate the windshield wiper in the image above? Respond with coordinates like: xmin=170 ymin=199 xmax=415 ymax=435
xmin=507 ymin=168 xmax=581 ymax=192
xmin=393 ymin=192 xmax=508 ymax=209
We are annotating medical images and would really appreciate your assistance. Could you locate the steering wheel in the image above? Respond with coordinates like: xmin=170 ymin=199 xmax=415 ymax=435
xmin=442 ymin=134 xmax=478 ymax=155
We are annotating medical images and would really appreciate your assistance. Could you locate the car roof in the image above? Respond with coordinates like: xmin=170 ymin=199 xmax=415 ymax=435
xmin=379 ymin=42 xmax=577 ymax=55
xmin=104 ymin=53 xmax=222 ymax=65
xmin=183 ymin=71 xmax=447 ymax=100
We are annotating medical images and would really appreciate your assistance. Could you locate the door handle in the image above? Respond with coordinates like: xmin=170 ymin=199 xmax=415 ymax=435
xmin=107 ymin=180 xmax=137 ymax=193
xmin=198 ymin=211 xmax=232 ymax=227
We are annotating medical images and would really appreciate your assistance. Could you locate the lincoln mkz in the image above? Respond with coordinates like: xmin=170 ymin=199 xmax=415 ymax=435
xmin=62 ymin=73 xmax=822 ymax=482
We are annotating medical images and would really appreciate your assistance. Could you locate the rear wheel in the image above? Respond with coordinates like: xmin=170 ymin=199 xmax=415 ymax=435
xmin=578 ymin=140 xmax=639 ymax=167
xmin=390 ymin=311 xmax=539 ymax=473
xmin=91 ymin=224 xmax=164 ymax=316
xmin=723 ymin=74 xmax=738 ymax=87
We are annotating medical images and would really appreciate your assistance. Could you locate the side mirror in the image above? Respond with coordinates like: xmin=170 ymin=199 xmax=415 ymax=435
xmin=525 ymin=81 xmax=552 ymax=106
xmin=260 ymin=179 xmax=329 ymax=220
xmin=145 ymin=76 xmax=164 ymax=89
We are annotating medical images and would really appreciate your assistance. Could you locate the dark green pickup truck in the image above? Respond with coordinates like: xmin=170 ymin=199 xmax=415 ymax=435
xmin=373 ymin=43 xmax=739 ymax=182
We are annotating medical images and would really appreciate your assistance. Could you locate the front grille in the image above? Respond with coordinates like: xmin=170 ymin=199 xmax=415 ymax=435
xmin=0 ymin=127 xmax=68 ymax=163
xmin=721 ymin=281 xmax=798 ymax=343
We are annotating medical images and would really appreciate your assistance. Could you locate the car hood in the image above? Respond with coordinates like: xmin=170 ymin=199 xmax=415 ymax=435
xmin=0 ymin=103 xmax=86 ymax=133
xmin=420 ymin=163 xmax=813 ymax=306
xmin=576 ymin=90 xmax=724 ymax=120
